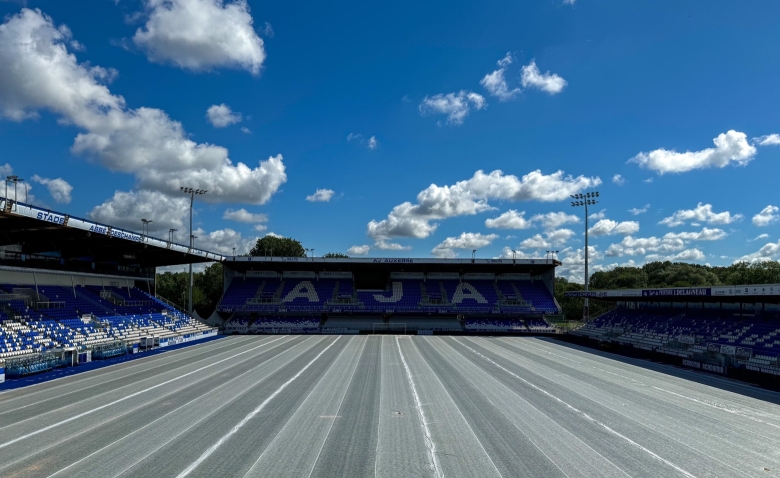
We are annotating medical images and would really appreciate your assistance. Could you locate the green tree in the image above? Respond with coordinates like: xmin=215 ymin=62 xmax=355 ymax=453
xmin=193 ymin=262 xmax=224 ymax=317
xmin=323 ymin=252 xmax=349 ymax=258
xmin=249 ymin=236 xmax=306 ymax=257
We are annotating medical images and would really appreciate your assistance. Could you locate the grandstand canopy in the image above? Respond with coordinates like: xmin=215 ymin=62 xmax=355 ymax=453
xmin=564 ymin=284 xmax=780 ymax=304
xmin=225 ymin=256 xmax=559 ymax=275
xmin=0 ymin=198 xmax=224 ymax=274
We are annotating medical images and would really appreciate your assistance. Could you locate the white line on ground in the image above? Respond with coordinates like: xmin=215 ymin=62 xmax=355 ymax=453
xmin=176 ymin=336 xmax=341 ymax=478
xmin=0 ymin=336 xmax=288 ymax=450
xmin=396 ymin=336 xmax=443 ymax=478
xmin=43 ymin=336 xmax=301 ymax=478
xmin=456 ymin=337 xmax=698 ymax=478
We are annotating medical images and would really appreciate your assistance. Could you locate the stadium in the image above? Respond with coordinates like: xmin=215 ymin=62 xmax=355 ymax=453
xmin=1 ymin=196 xmax=780 ymax=478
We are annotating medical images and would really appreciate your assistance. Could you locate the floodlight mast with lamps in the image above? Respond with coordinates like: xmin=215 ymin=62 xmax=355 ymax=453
xmin=180 ymin=187 xmax=207 ymax=316
xmin=570 ymin=191 xmax=600 ymax=321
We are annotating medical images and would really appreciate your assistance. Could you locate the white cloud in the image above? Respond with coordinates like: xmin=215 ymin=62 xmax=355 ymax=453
xmin=588 ymin=219 xmax=640 ymax=237
xmin=31 ymin=174 xmax=72 ymax=203
xmin=556 ymin=246 xmax=603 ymax=282
xmin=223 ymin=208 xmax=267 ymax=223
xmin=753 ymin=205 xmax=779 ymax=227
xmin=737 ymin=239 xmax=780 ymax=263
xmin=0 ymin=163 xmax=11 ymax=177
xmin=431 ymin=232 xmax=498 ymax=258
xmin=192 ymin=227 xmax=257 ymax=255
xmin=520 ymin=60 xmax=567 ymax=94
xmin=749 ymin=233 xmax=769 ymax=242
xmin=367 ymin=136 xmax=378 ymax=150
xmin=419 ymin=90 xmax=487 ymax=125
xmin=665 ymin=227 xmax=727 ymax=241
xmin=659 ymin=203 xmax=742 ymax=227
xmin=206 ymin=103 xmax=242 ymax=127
xmin=347 ymin=133 xmax=362 ymax=142
xmin=628 ymin=204 xmax=649 ymax=215
xmin=645 ymin=248 xmax=706 ymax=263
xmin=240 ymin=126 xmax=251 ymax=134
xmin=604 ymin=228 xmax=722 ymax=259
xmin=643 ymin=177 xmax=653 ymax=183
xmin=367 ymin=169 xmax=600 ymax=240
xmin=480 ymin=52 xmax=521 ymax=101
xmin=531 ymin=211 xmax=580 ymax=230
xmin=612 ymin=174 xmax=625 ymax=185
xmin=0 ymin=9 xmax=287 ymax=204
xmin=588 ymin=209 xmax=606 ymax=220
xmin=265 ymin=232 xmax=282 ymax=238
xmin=252 ymin=224 xmax=267 ymax=232
xmin=347 ymin=245 xmax=370 ymax=256
xmin=753 ymin=134 xmax=780 ymax=146
xmin=89 ymin=189 xmax=190 ymax=238
xmin=261 ymin=22 xmax=274 ymax=37
xmin=519 ymin=228 xmax=575 ymax=249
xmin=133 ymin=0 xmax=266 ymax=74
xmin=630 ymin=130 xmax=757 ymax=174
xmin=374 ymin=240 xmax=411 ymax=251
xmin=306 ymin=188 xmax=334 ymax=202
xmin=484 ymin=209 xmax=533 ymax=229
xmin=348 ymin=133 xmax=378 ymax=150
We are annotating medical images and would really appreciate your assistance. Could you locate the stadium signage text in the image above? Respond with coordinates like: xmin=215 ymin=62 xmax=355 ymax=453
xmin=373 ymin=259 xmax=413 ymax=263
xmin=642 ymin=288 xmax=710 ymax=297
xmin=36 ymin=211 xmax=65 ymax=225
xmin=682 ymin=359 xmax=725 ymax=374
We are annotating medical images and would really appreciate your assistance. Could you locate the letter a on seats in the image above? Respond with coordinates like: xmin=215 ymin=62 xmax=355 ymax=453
xmin=453 ymin=282 xmax=488 ymax=304
xmin=282 ymin=281 xmax=319 ymax=302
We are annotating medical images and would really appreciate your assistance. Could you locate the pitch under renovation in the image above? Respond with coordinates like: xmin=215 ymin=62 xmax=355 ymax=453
xmin=1 ymin=335 xmax=779 ymax=478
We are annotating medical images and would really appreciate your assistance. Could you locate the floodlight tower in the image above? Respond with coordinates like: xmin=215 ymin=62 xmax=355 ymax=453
xmin=180 ymin=187 xmax=207 ymax=316
xmin=571 ymin=191 xmax=599 ymax=321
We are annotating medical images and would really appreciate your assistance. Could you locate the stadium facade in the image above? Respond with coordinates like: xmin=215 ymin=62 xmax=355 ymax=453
xmin=218 ymin=256 xmax=562 ymax=334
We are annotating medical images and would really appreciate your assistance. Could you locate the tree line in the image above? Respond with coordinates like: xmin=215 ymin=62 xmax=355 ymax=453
xmin=555 ymin=261 xmax=780 ymax=320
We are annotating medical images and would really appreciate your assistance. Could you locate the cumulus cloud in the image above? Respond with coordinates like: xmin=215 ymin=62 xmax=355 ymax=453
xmin=89 ymin=189 xmax=190 ymax=238
xmin=367 ymin=136 xmax=378 ymax=150
xmin=612 ymin=174 xmax=625 ymax=185
xmin=347 ymin=245 xmax=370 ymax=256
xmin=518 ymin=228 xmax=575 ymax=249
xmin=431 ymin=232 xmax=498 ymax=258
xmin=628 ymin=204 xmax=649 ymax=215
xmin=31 ymin=174 xmax=72 ymax=203
xmin=520 ymin=60 xmax=567 ymax=94
xmin=531 ymin=211 xmax=580 ymax=230
xmin=588 ymin=209 xmax=606 ymax=220
xmin=659 ymin=203 xmax=741 ymax=227
xmin=630 ymin=130 xmax=757 ymax=174
xmin=753 ymin=205 xmax=779 ymax=227
xmin=0 ymin=9 xmax=287 ymax=204
xmin=306 ymin=188 xmax=334 ymax=202
xmin=223 ymin=208 xmax=267 ymax=223
xmin=605 ymin=228 xmax=724 ymax=258
xmin=484 ymin=210 xmax=533 ymax=229
xmin=588 ymin=219 xmax=640 ymax=237
xmin=133 ymin=0 xmax=266 ymax=74
xmin=556 ymin=246 xmax=603 ymax=282
xmin=206 ymin=104 xmax=242 ymax=127
xmin=374 ymin=240 xmax=411 ymax=251
xmin=753 ymin=134 xmax=780 ymax=146
xmin=480 ymin=52 xmax=521 ymax=101
xmin=192 ymin=226 xmax=257 ymax=255
xmin=419 ymin=90 xmax=486 ymax=125
xmin=367 ymin=169 xmax=600 ymax=240
xmin=645 ymin=248 xmax=706 ymax=263
xmin=0 ymin=163 xmax=11 ymax=177
xmin=737 ymin=239 xmax=780 ymax=263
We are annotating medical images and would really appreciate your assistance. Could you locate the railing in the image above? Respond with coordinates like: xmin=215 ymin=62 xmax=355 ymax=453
xmin=153 ymin=294 xmax=187 ymax=315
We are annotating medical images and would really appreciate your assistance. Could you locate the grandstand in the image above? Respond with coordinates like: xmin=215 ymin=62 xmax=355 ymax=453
xmin=0 ymin=197 xmax=219 ymax=381
xmin=566 ymin=285 xmax=780 ymax=387
xmin=218 ymin=257 xmax=561 ymax=334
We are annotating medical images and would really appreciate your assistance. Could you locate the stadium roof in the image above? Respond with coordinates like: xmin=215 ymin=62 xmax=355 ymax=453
xmin=564 ymin=284 xmax=780 ymax=303
xmin=225 ymin=256 xmax=560 ymax=275
xmin=0 ymin=197 xmax=224 ymax=268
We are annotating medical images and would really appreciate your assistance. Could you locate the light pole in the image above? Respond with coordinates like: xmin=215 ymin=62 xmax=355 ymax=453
xmin=169 ymin=228 xmax=177 ymax=243
xmin=6 ymin=175 xmax=21 ymax=211
xmin=180 ymin=187 xmax=207 ymax=316
xmin=571 ymin=191 xmax=599 ymax=321
xmin=141 ymin=219 xmax=153 ymax=242
xmin=310 ymin=248 xmax=315 ymax=261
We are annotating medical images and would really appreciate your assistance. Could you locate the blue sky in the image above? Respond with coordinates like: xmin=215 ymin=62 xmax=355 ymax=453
xmin=1 ymin=0 xmax=779 ymax=280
